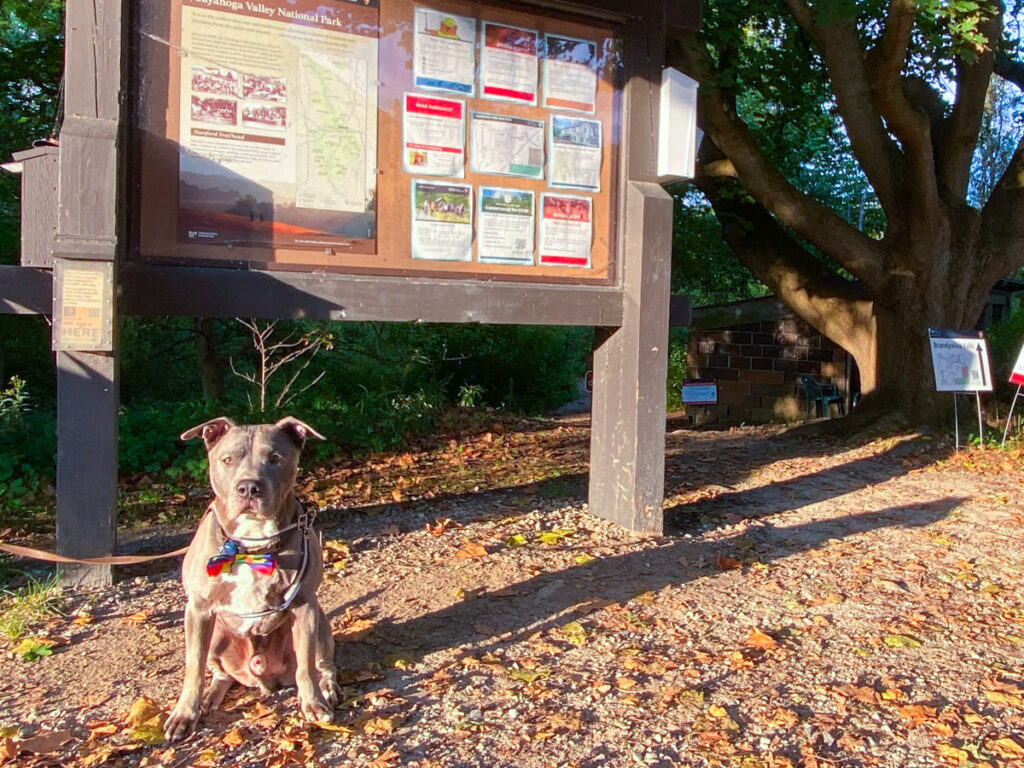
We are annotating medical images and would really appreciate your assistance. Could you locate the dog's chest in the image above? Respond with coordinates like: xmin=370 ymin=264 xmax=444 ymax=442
xmin=210 ymin=558 xmax=295 ymax=635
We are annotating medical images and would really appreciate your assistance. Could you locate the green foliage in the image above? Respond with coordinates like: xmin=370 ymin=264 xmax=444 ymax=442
xmin=666 ymin=328 xmax=689 ymax=411
xmin=0 ymin=0 xmax=64 ymax=264
xmin=984 ymin=307 xmax=1024 ymax=397
xmin=0 ymin=574 xmax=62 ymax=642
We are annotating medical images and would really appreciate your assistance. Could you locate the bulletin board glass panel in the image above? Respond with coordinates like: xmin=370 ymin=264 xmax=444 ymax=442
xmin=133 ymin=0 xmax=623 ymax=284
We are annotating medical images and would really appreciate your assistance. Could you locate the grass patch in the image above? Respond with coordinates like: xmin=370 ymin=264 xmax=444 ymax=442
xmin=0 ymin=574 xmax=63 ymax=642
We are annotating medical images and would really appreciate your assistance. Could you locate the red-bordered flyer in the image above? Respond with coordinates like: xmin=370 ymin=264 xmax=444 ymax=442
xmin=480 ymin=22 xmax=539 ymax=105
xmin=539 ymin=193 xmax=592 ymax=267
xmin=402 ymin=93 xmax=466 ymax=178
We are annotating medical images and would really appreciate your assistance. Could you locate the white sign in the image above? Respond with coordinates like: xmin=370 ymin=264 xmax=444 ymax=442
xmin=928 ymin=329 xmax=993 ymax=392
xmin=481 ymin=22 xmax=539 ymax=105
xmin=411 ymin=180 xmax=472 ymax=262
xmin=1010 ymin=342 xmax=1024 ymax=386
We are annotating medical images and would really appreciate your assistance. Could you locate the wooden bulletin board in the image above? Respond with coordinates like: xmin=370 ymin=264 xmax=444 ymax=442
xmin=134 ymin=0 xmax=622 ymax=284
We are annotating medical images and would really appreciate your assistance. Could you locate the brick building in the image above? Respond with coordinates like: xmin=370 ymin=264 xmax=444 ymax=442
xmin=685 ymin=296 xmax=853 ymax=424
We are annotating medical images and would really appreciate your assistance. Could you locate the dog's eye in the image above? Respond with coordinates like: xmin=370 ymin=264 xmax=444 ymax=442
xmin=221 ymin=456 xmax=233 ymax=465
xmin=268 ymin=454 xmax=282 ymax=465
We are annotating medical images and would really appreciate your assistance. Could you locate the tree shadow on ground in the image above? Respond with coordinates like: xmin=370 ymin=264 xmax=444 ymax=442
xmin=319 ymin=494 xmax=964 ymax=765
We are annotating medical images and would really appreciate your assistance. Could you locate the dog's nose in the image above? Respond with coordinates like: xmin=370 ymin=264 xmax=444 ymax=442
xmin=236 ymin=479 xmax=263 ymax=498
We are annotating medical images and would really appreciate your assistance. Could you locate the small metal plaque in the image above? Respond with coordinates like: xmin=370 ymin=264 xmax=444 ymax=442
xmin=53 ymin=260 xmax=114 ymax=351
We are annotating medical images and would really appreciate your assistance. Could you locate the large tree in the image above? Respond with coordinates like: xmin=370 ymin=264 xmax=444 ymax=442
xmin=671 ymin=0 xmax=1024 ymax=422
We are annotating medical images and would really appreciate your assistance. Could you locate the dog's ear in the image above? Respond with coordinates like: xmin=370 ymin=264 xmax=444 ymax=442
xmin=274 ymin=416 xmax=326 ymax=447
xmin=181 ymin=417 xmax=236 ymax=449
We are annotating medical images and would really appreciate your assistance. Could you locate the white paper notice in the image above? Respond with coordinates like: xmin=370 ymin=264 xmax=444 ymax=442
xmin=539 ymin=193 xmax=592 ymax=267
xmin=470 ymin=113 xmax=544 ymax=179
xmin=478 ymin=187 xmax=535 ymax=265
xmin=550 ymin=115 xmax=601 ymax=191
xmin=411 ymin=180 xmax=473 ymax=261
xmin=543 ymin=34 xmax=597 ymax=113
xmin=413 ymin=8 xmax=476 ymax=96
xmin=481 ymin=22 xmax=539 ymax=105
xmin=402 ymin=93 xmax=466 ymax=178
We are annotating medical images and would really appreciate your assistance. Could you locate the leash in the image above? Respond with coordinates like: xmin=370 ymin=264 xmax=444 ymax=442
xmin=0 ymin=542 xmax=190 ymax=566
xmin=0 ymin=500 xmax=315 ymax=569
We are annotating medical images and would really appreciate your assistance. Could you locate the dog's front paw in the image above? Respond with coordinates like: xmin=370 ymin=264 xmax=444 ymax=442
xmin=300 ymin=693 xmax=334 ymax=724
xmin=319 ymin=674 xmax=341 ymax=707
xmin=164 ymin=701 xmax=201 ymax=742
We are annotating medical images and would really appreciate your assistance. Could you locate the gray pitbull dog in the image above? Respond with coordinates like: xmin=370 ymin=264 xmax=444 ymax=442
xmin=165 ymin=416 xmax=339 ymax=742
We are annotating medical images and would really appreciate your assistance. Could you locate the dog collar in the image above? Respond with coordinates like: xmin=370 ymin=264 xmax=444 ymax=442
xmin=204 ymin=500 xmax=315 ymax=620
xmin=208 ymin=500 xmax=310 ymax=550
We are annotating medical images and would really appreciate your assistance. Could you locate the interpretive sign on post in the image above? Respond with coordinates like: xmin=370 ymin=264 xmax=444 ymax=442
xmin=928 ymin=329 xmax=992 ymax=392
xmin=928 ymin=329 xmax=992 ymax=450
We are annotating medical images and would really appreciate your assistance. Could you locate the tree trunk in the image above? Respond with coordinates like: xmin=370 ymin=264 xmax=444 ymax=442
xmin=193 ymin=318 xmax=225 ymax=402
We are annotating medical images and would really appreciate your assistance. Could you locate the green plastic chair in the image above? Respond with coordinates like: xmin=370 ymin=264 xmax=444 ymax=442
xmin=797 ymin=374 xmax=844 ymax=419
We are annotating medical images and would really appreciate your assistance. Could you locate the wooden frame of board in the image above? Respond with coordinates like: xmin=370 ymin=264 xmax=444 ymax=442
xmin=133 ymin=0 xmax=624 ymax=284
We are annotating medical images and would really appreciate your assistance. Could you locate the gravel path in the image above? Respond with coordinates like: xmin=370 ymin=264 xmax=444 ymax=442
xmin=1 ymin=421 xmax=1023 ymax=767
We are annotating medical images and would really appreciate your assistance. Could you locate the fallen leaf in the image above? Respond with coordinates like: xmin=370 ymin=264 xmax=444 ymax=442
xmin=989 ymin=736 xmax=1024 ymax=759
xmin=708 ymin=705 xmax=728 ymax=718
xmin=744 ymin=628 xmax=778 ymax=651
xmin=508 ymin=667 xmax=550 ymax=684
xmin=883 ymin=633 xmax=922 ymax=648
xmin=18 ymin=730 xmax=74 ymax=754
xmin=504 ymin=534 xmax=528 ymax=547
xmin=366 ymin=746 xmax=400 ymax=768
xmin=716 ymin=554 xmax=742 ymax=571
xmin=936 ymin=744 xmax=969 ymax=764
xmin=222 ymin=728 xmax=244 ymax=747
xmin=455 ymin=541 xmax=488 ymax=559
xmin=425 ymin=518 xmax=456 ymax=535
xmin=574 ymin=553 xmax=596 ymax=565
xmin=126 ymin=697 xmax=164 ymax=728
xmin=122 ymin=611 xmax=151 ymax=626
xmin=560 ymin=621 xmax=587 ymax=646
xmin=86 ymin=721 xmax=119 ymax=740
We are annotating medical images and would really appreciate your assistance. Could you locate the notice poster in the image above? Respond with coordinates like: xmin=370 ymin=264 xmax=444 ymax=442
xmin=177 ymin=0 xmax=378 ymax=249
xmin=1010 ymin=344 xmax=1024 ymax=385
xmin=542 ymin=34 xmax=597 ymax=113
xmin=402 ymin=93 xmax=466 ymax=177
xmin=470 ymin=113 xmax=544 ymax=179
xmin=539 ymin=193 xmax=592 ymax=267
xmin=413 ymin=8 xmax=475 ymax=96
xmin=481 ymin=22 xmax=539 ymax=105
xmin=411 ymin=180 xmax=473 ymax=261
xmin=928 ymin=329 xmax=993 ymax=392
xmin=550 ymin=115 xmax=601 ymax=191
xmin=477 ymin=187 xmax=535 ymax=265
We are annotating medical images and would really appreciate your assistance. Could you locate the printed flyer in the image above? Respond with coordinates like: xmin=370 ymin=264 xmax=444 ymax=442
xmin=177 ymin=0 xmax=379 ymax=248
xmin=477 ymin=187 xmax=535 ymax=265
xmin=550 ymin=115 xmax=602 ymax=191
xmin=402 ymin=93 xmax=466 ymax=177
xmin=413 ymin=7 xmax=476 ymax=96
xmin=539 ymin=193 xmax=592 ymax=267
xmin=481 ymin=22 xmax=539 ymax=105
xmin=469 ymin=113 xmax=544 ymax=179
xmin=542 ymin=34 xmax=597 ymax=113
xmin=411 ymin=180 xmax=473 ymax=261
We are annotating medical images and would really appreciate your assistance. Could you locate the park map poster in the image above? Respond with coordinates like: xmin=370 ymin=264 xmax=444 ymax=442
xmin=177 ymin=0 xmax=378 ymax=249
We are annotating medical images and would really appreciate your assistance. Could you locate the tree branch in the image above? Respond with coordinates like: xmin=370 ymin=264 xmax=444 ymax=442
xmin=938 ymin=2 xmax=1002 ymax=200
xmin=980 ymin=131 xmax=1024 ymax=278
xmin=784 ymin=0 xmax=904 ymax=217
xmin=694 ymin=170 xmax=876 ymax=372
xmin=866 ymin=0 xmax=942 ymax=226
xmin=994 ymin=50 xmax=1024 ymax=89
xmin=678 ymin=38 xmax=886 ymax=288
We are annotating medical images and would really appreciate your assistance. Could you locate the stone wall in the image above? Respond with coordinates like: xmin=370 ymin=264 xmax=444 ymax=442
xmin=686 ymin=316 xmax=850 ymax=424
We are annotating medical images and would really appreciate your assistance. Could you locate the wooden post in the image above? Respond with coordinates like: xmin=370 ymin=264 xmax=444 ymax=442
xmin=52 ymin=0 xmax=125 ymax=586
xmin=588 ymin=182 xmax=673 ymax=533
xmin=587 ymin=14 xmax=672 ymax=534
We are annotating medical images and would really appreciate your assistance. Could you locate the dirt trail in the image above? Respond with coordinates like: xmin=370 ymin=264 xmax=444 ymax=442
xmin=1 ymin=420 xmax=1023 ymax=767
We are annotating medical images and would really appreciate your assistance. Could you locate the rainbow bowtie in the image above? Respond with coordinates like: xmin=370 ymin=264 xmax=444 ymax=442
xmin=206 ymin=551 xmax=277 ymax=577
